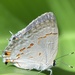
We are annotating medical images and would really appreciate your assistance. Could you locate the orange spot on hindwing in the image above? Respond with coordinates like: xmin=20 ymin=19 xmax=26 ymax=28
xmin=6 ymin=59 xmax=10 ymax=62
xmin=5 ymin=59 xmax=11 ymax=65
xmin=20 ymin=47 xmax=26 ymax=52
xmin=5 ymin=51 xmax=11 ymax=56
xmin=27 ymin=43 xmax=34 ymax=49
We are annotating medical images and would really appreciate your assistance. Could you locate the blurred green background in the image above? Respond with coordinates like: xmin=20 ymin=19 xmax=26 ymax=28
xmin=0 ymin=0 xmax=75 ymax=75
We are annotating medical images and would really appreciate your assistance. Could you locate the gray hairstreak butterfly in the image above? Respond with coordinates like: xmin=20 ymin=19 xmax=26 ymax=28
xmin=2 ymin=12 xmax=58 ymax=75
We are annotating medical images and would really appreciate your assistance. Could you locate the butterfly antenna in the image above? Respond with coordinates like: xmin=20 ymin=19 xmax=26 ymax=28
xmin=9 ymin=31 xmax=13 ymax=35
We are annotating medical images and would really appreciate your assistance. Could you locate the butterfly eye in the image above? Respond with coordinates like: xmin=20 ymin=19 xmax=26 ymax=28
xmin=12 ymin=36 xmax=18 ymax=41
xmin=9 ymin=36 xmax=16 ymax=41
xmin=13 ymin=36 xmax=16 ymax=40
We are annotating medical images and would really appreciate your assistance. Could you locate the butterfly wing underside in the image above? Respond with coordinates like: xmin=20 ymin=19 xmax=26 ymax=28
xmin=3 ymin=12 xmax=58 ymax=70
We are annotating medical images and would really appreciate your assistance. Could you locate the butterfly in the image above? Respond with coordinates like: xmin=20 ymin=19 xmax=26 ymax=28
xmin=2 ymin=12 xmax=58 ymax=75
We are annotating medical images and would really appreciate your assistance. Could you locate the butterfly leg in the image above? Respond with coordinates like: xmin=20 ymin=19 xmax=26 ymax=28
xmin=47 ymin=69 xmax=52 ymax=75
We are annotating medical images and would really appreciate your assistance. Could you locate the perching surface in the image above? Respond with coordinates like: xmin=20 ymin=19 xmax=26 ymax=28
xmin=0 ymin=0 xmax=75 ymax=75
